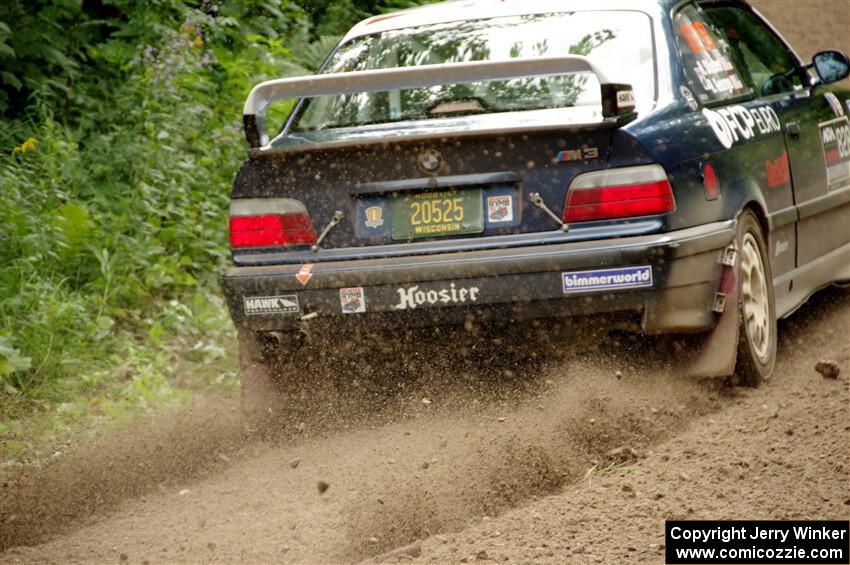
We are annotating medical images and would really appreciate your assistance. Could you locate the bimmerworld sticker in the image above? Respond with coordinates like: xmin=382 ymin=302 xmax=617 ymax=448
xmin=244 ymin=295 xmax=299 ymax=316
xmin=562 ymin=266 xmax=653 ymax=294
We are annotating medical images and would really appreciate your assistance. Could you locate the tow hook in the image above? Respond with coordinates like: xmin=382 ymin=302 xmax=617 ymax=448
xmin=312 ymin=210 xmax=344 ymax=252
xmin=529 ymin=192 xmax=569 ymax=232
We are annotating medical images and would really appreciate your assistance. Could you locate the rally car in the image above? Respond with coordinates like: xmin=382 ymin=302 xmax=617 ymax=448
xmin=221 ymin=0 xmax=850 ymax=418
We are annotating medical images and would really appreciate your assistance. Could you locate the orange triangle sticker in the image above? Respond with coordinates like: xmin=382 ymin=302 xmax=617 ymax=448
xmin=296 ymin=263 xmax=314 ymax=285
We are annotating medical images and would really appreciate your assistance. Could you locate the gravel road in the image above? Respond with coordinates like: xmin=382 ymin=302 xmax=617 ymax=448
xmin=1 ymin=288 xmax=847 ymax=564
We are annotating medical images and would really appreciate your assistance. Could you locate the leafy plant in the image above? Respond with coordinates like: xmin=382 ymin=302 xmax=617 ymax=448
xmin=0 ymin=0 xmax=433 ymax=456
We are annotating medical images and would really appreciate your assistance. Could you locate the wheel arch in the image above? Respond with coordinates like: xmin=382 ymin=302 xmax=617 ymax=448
xmin=740 ymin=199 xmax=770 ymax=241
xmin=725 ymin=170 xmax=771 ymax=242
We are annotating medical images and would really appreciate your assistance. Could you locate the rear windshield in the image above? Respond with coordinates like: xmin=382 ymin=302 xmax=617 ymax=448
xmin=288 ymin=11 xmax=655 ymax=132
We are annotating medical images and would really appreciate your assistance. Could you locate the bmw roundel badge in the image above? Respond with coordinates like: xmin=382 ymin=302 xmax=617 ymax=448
xmin=417 ymin=149 xmax=442 ymax=173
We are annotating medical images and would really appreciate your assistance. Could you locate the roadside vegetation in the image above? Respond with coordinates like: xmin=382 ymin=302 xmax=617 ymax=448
xmin=0 ymin=0 xmax=436 ymax=461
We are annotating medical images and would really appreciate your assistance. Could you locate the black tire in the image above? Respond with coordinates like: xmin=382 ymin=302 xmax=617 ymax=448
xmin=734 ymin=210 xmax=777 ymax=386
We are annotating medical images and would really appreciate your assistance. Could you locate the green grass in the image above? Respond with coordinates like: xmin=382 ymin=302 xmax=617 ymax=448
xmin=0 ymin=293 xmax=239 ymax=466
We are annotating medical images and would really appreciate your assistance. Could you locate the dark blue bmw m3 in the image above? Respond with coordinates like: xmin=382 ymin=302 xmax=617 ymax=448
xmin=220 ymin=0 xmax=850 ymax=419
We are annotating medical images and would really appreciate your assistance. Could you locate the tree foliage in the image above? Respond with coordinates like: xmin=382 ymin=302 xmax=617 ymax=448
xmin=0 ymin=0 xmax=436 ymax=412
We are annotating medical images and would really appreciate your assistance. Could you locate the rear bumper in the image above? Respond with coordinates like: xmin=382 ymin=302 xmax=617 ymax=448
xmin=220 ymin=220 xmax=736 ymax=334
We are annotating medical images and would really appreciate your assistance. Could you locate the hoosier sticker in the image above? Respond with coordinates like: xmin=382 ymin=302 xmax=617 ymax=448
xmin=562 ymin=266 xmax=653 ymax=294
xmin=394 ymin=282 xmax=480 ymax=310
xmin=244 ymin=295 xmax=299 ymax=316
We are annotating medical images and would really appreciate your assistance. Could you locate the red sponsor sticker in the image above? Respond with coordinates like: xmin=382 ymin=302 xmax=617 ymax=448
xmin=679 ymin=22 xmax=716 ymax=53
xmin=765 ymin=151 xmax=790 ymax=188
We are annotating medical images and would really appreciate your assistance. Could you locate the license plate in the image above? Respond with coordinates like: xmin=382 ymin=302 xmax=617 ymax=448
xmin=391 ymin=189 xmax=484 ymax=240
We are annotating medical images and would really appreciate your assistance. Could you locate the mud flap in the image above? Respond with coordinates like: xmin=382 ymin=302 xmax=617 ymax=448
xmin=685 ymin=241 xmax=740 ymax=378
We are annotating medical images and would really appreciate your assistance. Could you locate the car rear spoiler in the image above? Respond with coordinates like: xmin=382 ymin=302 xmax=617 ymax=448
xmin=243 ymin=55 xmax=637 ymax=149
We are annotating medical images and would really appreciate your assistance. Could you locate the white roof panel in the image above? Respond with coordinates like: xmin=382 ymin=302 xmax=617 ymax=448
xmin=342 ymin=0 xmax=664 ymax=42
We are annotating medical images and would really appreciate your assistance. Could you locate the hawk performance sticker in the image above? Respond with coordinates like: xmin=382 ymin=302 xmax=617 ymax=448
xmin=340 ymin=287 xmax=366 ymax=314
xmin=244 ymin=295 xmax=300 ymax=316
xmin=702 ymin=104 xmax=781 ymax=149
xmin=819 ymin=117 xmax=850 ymax=191
xmin=562 ymin=266 xmax=653 ymax=294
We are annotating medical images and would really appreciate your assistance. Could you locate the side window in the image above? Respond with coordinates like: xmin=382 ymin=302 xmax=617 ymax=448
xmin=702 ymin=6 xmax=802 ymax=97
xmin=674 ymin=4 xmax=750 ymax=104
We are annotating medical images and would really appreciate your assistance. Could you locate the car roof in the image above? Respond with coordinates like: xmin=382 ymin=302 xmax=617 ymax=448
xmin=342 ymin=0 xmax=680 ymax=42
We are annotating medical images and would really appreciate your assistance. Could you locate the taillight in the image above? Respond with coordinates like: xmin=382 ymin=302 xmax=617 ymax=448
xmin=229 ymin=198 xmax=317 ymax=248
xmin=563 ymin=164 xmax=676 ymax=223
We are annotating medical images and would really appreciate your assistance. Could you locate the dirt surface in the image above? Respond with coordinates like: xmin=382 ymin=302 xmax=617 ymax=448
xmin=1 ymin=288 xmax=847 ymax=564
xmin=383 ymin=291 xmax=850 ymax=565
xmin=750 ymin=0 xmax=850 ymax=60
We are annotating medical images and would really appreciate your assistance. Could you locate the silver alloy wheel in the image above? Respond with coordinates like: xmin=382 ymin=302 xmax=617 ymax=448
xmin=740 ymin=233 xmax=771 ymax=363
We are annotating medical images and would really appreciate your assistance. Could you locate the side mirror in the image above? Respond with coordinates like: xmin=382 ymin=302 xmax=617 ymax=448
xmin=812 ymin=50 xmax=850 ymax=84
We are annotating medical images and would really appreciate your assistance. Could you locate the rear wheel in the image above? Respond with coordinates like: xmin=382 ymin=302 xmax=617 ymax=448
xmin=735 ymin=211 xmax=777 ymax=386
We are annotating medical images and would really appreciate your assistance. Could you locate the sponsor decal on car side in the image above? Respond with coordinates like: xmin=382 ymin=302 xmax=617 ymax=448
xmin=679 ymin=21 xmax=715 ymax=53
xmin=819 ymin=117 xmax=850 ymax=191
xmin=692 ymin=56 xmax=744 ymax=96
xmin=702 ymin=104 xmax=781 ymax=149
xmin=340 ymin=287 xmax=366 ymax=314
xmin=765 ymin=150 xmax=791 ymax=189
xmin=487 ymin=195 xmax=514 ymax=223
xmin=244 ymin=295 xmax=300 ymax=316
xmin=562 ymin=266 xmax=653 ymax=294
xmin=394 ymin=282 xmax=480 ymax=310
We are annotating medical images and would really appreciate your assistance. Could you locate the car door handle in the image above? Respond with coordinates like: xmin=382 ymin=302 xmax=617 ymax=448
xmin=786 ymin=121 xmax=801 ymax=139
